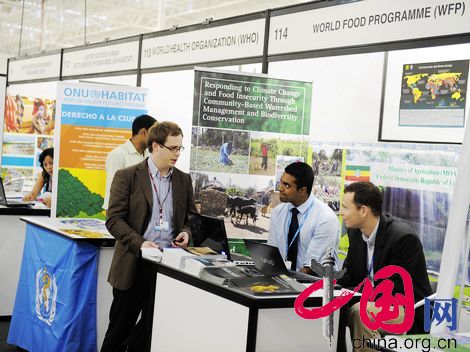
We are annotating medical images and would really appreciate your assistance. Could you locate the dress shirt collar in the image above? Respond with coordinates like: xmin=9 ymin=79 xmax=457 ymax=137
xmin=147 ymin=157 xmax=173 ymax=179
xmin=288 ymin=194 xmax=314 ymax=215
xmin=362 ymin=218 xmax=380 ymax=246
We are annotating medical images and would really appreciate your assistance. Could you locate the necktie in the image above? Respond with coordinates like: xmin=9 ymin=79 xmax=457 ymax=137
xmin=287 ymin=207 xmax=300 ymax=270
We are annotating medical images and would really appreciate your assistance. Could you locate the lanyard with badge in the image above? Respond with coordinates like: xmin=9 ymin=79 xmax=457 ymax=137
xmin=284 ymin=202 xmax=314 ymax=260
xmin=148 ymin=168 xmax=171 ymax=232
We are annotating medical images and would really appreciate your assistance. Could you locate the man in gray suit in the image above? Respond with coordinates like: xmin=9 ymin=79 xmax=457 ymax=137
xmin=101 ymin=121 xmax=196 ymax=352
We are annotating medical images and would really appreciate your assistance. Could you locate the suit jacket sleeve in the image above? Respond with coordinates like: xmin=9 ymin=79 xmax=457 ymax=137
xmin=179 ymin=173 xmax=197 ymax=237
xmin=106 ymin=168 xmax=145 ymax=257
xmin=384 ymin=233 xmax=422 ymax=295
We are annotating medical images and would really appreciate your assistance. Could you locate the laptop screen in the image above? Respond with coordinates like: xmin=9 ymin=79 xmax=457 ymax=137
xmin=188 ymin=213 xmax=231 ymax=261
xmin=244 ymin=239 xmax=289 ymax=276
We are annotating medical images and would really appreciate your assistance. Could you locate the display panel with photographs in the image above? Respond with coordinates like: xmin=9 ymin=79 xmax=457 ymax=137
xmin=1 ymin=95 xmax=56 ymax=194
xmin=190 ymin=69 xmax=312 ymax=239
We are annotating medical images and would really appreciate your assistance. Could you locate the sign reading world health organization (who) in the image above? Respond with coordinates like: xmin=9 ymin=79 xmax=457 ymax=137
xmin=53 ymin=82 xmax=148 ymax=219
xmin=141 ymin=19 xmax=265 ymax=68
xmin=268 ymin=0 xmax=470 ymax=55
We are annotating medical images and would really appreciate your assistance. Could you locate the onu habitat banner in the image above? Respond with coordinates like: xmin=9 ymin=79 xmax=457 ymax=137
xmin=7 ymin=225 xmax=99 ymax=351
xmin=53 ymin=82 xmax=148 ymax=218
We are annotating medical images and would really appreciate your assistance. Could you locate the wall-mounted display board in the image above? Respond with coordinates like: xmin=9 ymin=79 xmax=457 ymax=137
xmin=141 ymin=18 xmax=265 ymax=69
xmin=190 ymin=68 xmax=311 ymax=239
xmin=268 ymin=0 xmax=470 ymax=56
xmin=2 ymin=94 xmax=55 ymax=193
xmin=53 ymin=82 xmax=148 ymax=219
xmin=8 ymin=54 xmax=61 ymax=82
xmin=381 ymin=43 xmax=470 ymax=143
xmin=62 ymin=39 xmax=139 ymax=77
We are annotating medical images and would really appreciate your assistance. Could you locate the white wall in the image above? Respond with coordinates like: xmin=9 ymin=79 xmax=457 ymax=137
xmin=7 ymin=81 xmax=58 ymax=99
xmin=0 ymin=75 xmax=6 ymax=167
xmin=268 ymin=52 xmax=385 ymax=143
xmin=67 ymin=74 xmax=138 ymax=87
xmin=0 ymin=54 xmax=8 ymax=75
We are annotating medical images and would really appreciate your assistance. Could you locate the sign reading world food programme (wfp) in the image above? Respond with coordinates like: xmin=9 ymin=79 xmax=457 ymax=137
xmin=141 ymin=19 xmax=265 ymax=68
xmin=269 ymin=0 xmax=470 ymax=55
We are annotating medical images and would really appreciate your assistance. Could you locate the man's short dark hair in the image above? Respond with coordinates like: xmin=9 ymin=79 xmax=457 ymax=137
xmin=132 ymin=114 xmax=156 ymax=136
xmin=284 ymin=162 xmax=314 ymax=195
xmin=147 ymin=121 xmax=183 ymax=153
xmin=343 ymin=182 xmax=382 ymax=216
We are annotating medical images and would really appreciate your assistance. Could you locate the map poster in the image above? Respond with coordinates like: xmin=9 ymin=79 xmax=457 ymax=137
xmin=399 ymin=59 xmax=469 ymax=127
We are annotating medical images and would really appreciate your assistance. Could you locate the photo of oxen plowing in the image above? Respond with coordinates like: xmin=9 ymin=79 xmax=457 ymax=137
xmin=190 ymin=171 xmax=279 ymax=239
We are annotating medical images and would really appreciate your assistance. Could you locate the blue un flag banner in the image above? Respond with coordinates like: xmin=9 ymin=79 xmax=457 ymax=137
xmin=8 ymin=224 xmax=99 ymax=352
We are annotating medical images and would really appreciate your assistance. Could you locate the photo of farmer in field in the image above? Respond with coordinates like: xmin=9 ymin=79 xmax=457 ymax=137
xmin=249 ymin=132 xmax=308 ymax=176
xmin=191 ymin=127 xmax=250 ymax=174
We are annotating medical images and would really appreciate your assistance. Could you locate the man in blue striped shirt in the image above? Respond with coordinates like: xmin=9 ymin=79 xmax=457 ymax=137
xmin=267 ymin=162 xmax=340 ymax=274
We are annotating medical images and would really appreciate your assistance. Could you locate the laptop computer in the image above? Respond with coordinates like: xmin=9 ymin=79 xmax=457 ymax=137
xmin=244 ymin=239 xmax=320 ymax=283
xmin=0 ymin=178 xmax=35 ymax=207
xmin=188 ymin=213 xmax=254 ymax=265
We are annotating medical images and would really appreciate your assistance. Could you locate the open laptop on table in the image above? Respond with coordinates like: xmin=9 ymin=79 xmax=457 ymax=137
xmin=0 ymin=178 xmax=35 ymax=207
xmin=244 ymin=239 xmax=320 ymax=284
xmin=188 ymin=213 xmax=254 ymax=265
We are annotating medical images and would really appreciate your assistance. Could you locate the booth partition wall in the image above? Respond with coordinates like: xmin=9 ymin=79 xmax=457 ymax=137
xmin=1 ymin=0 xmax=470 ymax=345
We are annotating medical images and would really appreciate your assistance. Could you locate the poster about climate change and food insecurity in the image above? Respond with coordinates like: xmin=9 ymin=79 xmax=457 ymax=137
xmin=190 ymin=68 xmax=312 ymax=240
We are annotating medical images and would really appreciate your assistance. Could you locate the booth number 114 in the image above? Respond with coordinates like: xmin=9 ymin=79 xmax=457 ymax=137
xmin=274 ymin=27 xmax=288 ymax=40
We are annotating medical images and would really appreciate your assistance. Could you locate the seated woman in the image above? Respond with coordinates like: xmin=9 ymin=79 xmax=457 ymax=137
xmin=24 ymin=148 xmax=54 ymax=207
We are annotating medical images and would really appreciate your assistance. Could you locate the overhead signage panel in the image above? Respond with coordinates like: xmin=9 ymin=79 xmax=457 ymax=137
xmin=269 ymin=0 xmax=470 ymax=55
xmin=62 ymin=41 xmax=139 ymax=76
xmin=9 ymin=54 xmax=61 ymax=81
xmin=141 ymin=19 xmax=265 ymax=68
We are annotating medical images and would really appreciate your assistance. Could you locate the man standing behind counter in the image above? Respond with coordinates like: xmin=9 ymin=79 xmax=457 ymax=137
xmin=101 ymin=121 xmax=197 ymax=352
xmin=102 ymin=114 xmax=156 ymax=209
xmin=268 ymin=162 xmax=340 ymax=273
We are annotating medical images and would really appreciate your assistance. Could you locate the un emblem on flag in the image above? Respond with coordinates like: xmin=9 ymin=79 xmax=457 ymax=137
xmin=35 ymin=267 xmax=57 ymax=325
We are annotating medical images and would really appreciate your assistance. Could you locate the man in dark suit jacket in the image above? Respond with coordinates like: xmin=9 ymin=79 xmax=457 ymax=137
xmin=101 ymin=121 xmax=196 ymax=352
xmin=338 ymin=182 xmax=432 ymax=352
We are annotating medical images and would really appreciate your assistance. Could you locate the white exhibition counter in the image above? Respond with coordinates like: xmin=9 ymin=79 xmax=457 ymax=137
xmin=0 ymin=207 xmax=50 ymax=316
xmin=148 ymin=262 xmax=350 ymax=352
